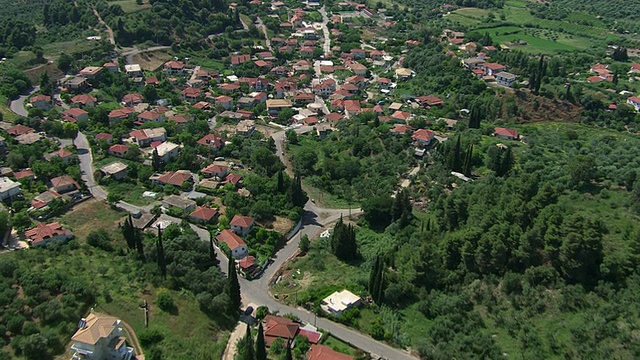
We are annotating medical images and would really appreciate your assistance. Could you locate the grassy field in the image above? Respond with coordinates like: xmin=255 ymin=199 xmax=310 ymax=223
xmin=42 ymin=40 xmax=99 ymax=58
xmin=446 ymin=4 xmax=626 ymax=54
xmin=55 ymin=201 xmax=229 ymax=359
xmin=320 ymin=335 xmax=358 ymax=355
xmin=108 ymin=0 xmax=152 ymax=13
xmin=0 ymin=94 xmax=18 ymax=122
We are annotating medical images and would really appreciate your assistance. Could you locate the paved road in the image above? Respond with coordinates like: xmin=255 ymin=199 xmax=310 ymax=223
xmin=256 ymin=17 xmax=273 ymax=52
xmin=75 ymin=132 xmax=108 ymax=200
xmin=318 ymin=6 xmax=331 ymax=56
xmin=9 ymin=86 xmax=39 ymax=117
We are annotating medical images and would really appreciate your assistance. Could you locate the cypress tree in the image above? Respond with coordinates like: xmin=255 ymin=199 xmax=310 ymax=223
xmin=451 ymin=134 xmax=462 ymax=172
xmin=156 ymin=226 xmax=166 ymax=278
xmin=245 ymin=323 xmax=254 ymax=360
xmin=369 ymin=255 xmax=385 ymax=304
xmin=463 ymin=144 xmax=474 ymax=177
xmin=285 ymin=339 xmax=293 ymax=360
xmin=122 ymin=214 xmax=136 ymax=250
xmin=498 ymin=147 xmax=514 ymax=177
xmin=152 ymin=148 xmax=162 ymax=171
xmin=135 ymin=229 xmax=145 ymax=260
xmin=227 ymin=252 xmax=241 ymax=312
xmin=256 ymin=322 xmax=267 ymax=360
xmin=277 ymin=170 xmax=285 ymax=193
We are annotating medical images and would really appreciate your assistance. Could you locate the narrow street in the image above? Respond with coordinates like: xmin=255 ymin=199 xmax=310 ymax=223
xmin=256 ymin=17 xmax=273 ymax=52
xmin=318 ymin=6 xmax=331 ymax=55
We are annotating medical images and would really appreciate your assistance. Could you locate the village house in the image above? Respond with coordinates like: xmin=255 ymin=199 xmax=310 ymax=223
xmin=122 ymin=93 xmax=144 ymax=106
xmin=125 ymin=64 xmax=143 ymax=77
xmin=29 ymin=94 xmax=52 ymax=110
xmin=231 ymin=54 xmax=252 ymax=67
xmin=262 ymin=315 xmax=300 ymax=347
xmin=377 ymin=77 xmax=391 ymax=89
xmin=307 ymin=345 xmax=353 ymax=360
xmin=484 ymin=63 xmax=506 ymax=76
xmin=496 ymin=72 xmax=517 ymax=88
xmin=412 ymin=129 xmax=435 ymax=146
xmin=627 ymin=96 xmax=640 ymax=111
xmin=151 ymin=170 xmax=193 ymax=187
xmin=0 ymin=177 xmax=21 ymax=202
xmin=108 ymin=144 xmax=132 ymax=158
xmin=14 ymin=169 xmax=35 ymax=181
xmin=344 ymin=100 xmax=362 ymax=117
xmin=494 ymin=127 xmax=519 ymax=140
xmin=103 ymin=62 xmax=119 ymax=73
xmin=163 ymin=60 xmax=185 ymax=75
xmin=218 ymin=82 xmax=241 ymax=94
xmin=30 ymin=189 xmax=65 ymax=211
xmin=313 ymin=79 xmax=336 ymax=97
xmin=197 ymin=133 xmax=225 ymax=151
xmin=266 ymin=99 xmax=293 ymax=116
xmin=136 ymin=110 xmax=164 ymax=123
xmin=201 ymin=163 xmax=229 ymax=179
xmin=237 ymin=97 xmax=256 ymax=108
xmin=65 ymin=77 xmax=88 ymax=92
xmin=236 ymin=120 xmax=256 ymax=137
xmin=71 ymin=94 xmax=97 ymax=107
xmin=294 ymin=92 xmax=315 ymax=105
xmin=108 ymin=108 xmax=136 ymax=123
xmin=7 ymin=124 xmax=34 ymax=137
xmin=347 ymin=62 xmax=367 ymax=76
xmin=62 ymin=108 xmax=89 ymax=122
xmin=181 ymin=87 xmax=202 ymax=103
xmin=162 ymin=194 xmax=196 ymax=214
xmin=216 ymin=229 xmax=248 ymax=259
xmin=129 ymin=128 xmax=167 ymax=147
xmin=391 ymin=110 xmax=412 ymax=122
xmin=16 ymin=132 xmax=42 ymax=145
xmin=189 ymin=206 xmax=219 ymax=224
xmin=100 ymin=162 xmax=129 ymax=180
xmin=154 ymin=141 xmax=181 ymax=163
xmin=69 ymin=312 xmax=135 ymax=360
xmin=321 ymin=290 xmax=362 ymax=317
xmin=390 ymin=124 xmax=414 ymax=135
xmin=416 ymin=95 xmax=444 ymax=108
xmin=237 ymin=255 xmax=257 ymax=278
xmin=79 ymin=66 xmax=103 ymax=79
xmin=395 ymin=67 xmax=413 ymax=81
xmin=316 ymin=123 xmax=333 ymax=139
xmin=44 ymin=148 xmax=76 ymax=163
xmin=230 ymin=214 xmax=255 ymax=236
xmin=50 ymin=175 xmax=80 ymax=194
xmin=25 ymin=222 xmax=73 ymax=247
xmin=215 ymin=95 xmax=234 ymax=110
xmin=462 ymin=57 xmax=486 ymax=70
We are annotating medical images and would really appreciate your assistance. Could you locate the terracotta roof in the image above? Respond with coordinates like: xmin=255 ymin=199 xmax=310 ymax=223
xmin=216 ymin=95 xmax=233 ymax=103
xmin=263 ymin=315 xmax=299 ymax=344
xmin=231 ymin=215 xmax=254 ymax=228
xmin=390 ymin=124 xmax=413 ymax=134
xmin=494 ymin=127 xmax=519 ymax=139
xmin=392 ymin=110 xmax=411 ymax=121
xmin=344 ymin=100 xmax=361 ymax=112
xmin=307 ymin=344 xmax=353 ymax=360
xmin=71 ymin=94 xmax=97 ymax=105
xmin=108 ymin=107 xmax=135 ymax=119
xmin=25 ymin=222 xmax=71 ymax=245
xmin=417 ymin=95 xmax=444 ymax=106
xmin=169 ymin=114 xmax=191 ymax=124
xmin=7 ymin=124 xmax=35 ymax=136
xmin=238 ymin=255 xmax=256 ymax=270
xmin=197 ymin=133 xmax=225 ymax=148
xmin=224 ymin=173 xmax=243 ymax=185
xmin=30 ymin=94 xmax=51 ymax=103
xmin=484 ymin=62 xmax=505 ymax=70
xmin=181 ymin=87 xmax=202 ymax=97
xmin=109 ymin=144 xmax=131 ymax=154
xmin=201 ymin=163 xmax=228 ymax=176
xmin=231 ymin=54 xmax=252 ymax=65
xmin=63 ymin=108 xmax=88 ymax=118
xmin=48 ymin=148 xmax=75 ymax=159
xmin=122 ymin=93 xmax=143 ymax=104
xmin=14 ymin=169 xmax=34 ymax=180
xmin=216 ymin=229 xmax=246 ymax=251
xmin=95 ymin=133 xmax=113 ymax=141
xmin=51 ymin=175 xmax=79 ymax=190
xmin=412 ymin=129 xmax=435 ymax=142
xmin=189 ymin=206 xmax=219 ymax=221
xmin=164 ymin=60 xmax=185 ymax=70
xmin=71 ymin=313 xmax=119 ymax=346
xmin=156 ymin=171 xmax=193 ymax=186
xmin=325 ymin=113 xmax=343 ymax=122
xmin=137 ymin=110 xmax=162 ymax=121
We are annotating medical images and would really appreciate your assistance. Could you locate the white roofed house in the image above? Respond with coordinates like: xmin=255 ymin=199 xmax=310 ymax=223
xmin=0 ymin=177 xmax=22 ymax=202
xmin=154 ymin=142 xmax=181 ymax=163
xmin=321 ymin=290 xmax=362 ymax=317
xmin=69 ymin=312 xmax=135 ymax=360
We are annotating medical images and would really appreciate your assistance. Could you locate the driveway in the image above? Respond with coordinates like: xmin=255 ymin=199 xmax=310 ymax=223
xmin=9 ymin=86 xmax=39 ymax=117
xmin=74 ymin=131 xmax=108 ymax=200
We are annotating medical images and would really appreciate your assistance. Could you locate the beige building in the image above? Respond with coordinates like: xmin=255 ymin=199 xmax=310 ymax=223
xmin=70 ymin=312 xmax=135 ymax=360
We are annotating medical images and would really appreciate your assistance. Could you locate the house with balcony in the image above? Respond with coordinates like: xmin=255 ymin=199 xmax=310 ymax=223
xmin=197 ymin=133 xmax=225 ymax=151
xmin=163 ymin=60 xmax=185 ymax=75
xmin=496 ymin=72 xmax=517 ymax=88
xmin=181 ymin=87 xmax=202 ymax=103
xmin=266 ymin=99 xmax=293 ymax=116
xmin=129 ymin=128 xmax=166 ymax=147
xmin=71 ymin=94 xmax=97 ymax=107
xmin=0 ymin=177 xmax=21 ymax=202
xmin=70 ymin=312 xmax=135 ymax=360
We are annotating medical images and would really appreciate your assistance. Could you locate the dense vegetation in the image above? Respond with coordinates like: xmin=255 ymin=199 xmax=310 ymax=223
xmin=281 ymin=122 xmax=640 ymax=359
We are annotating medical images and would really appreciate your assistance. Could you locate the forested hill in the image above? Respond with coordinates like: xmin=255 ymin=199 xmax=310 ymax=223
xmin=0 ymin=0 xmax=46 ymax=21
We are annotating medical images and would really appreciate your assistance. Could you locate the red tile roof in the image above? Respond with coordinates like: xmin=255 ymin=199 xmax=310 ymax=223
xmin=30 ymin=94 xmax=51 ymax=103
xmin=307 ymin=344 xmax=353 ymax=360
xmin=231 ymin=54 xmax=252 ymax=65
xmin=63 ymin=108 xmax=88 ymax=118
xmin=494 ymin=127 xmax=519 ymax=139
xmin=24 ymin=222 xmax=72 ymax=245
xmin=263 ymin=315 xmax=299 ymax=346
xmin=7 ymin=124 xmax=34 ymax=136
xmin=197 ymin=133 xmax=225 ymax=148
xmin=189 ymin=206 xmax=219 ymax=221
xmin=156 ymin=171 xmax=193 ymax=186
xmin=412 ymin=129 xmax=435 ymax=142
xmin=96 ymin=133 xmax=113 ymax=141
xmin=392 ymin=110 xmax=411 ymax=121
xmin=231 ymin=215 xmax=254 ymax=228
xmin=14 ymin=169 xmax=34 ymax=180
xmin=122 ymin=93 xmax=144 ymax=104
xmin=224 ymin=173 xmax=243 ymax=186
xmin=71 ymin=94 xmax=97 ymax=105
xmin=238 ymin=255 xmax=256 ymax=270
xmin=109 ymin=144 xmax=131 ymax=155
xmin=216 ymin=229 xmax=246 ymax=251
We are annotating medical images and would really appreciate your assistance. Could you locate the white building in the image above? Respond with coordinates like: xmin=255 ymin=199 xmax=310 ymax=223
xmin=70 ymin=312 xmax=135 ymax=360
xmin=320 ymin=290 xmax=362 ymax=317
xmin=496 ymin=71 xmax=517 ymax=88
xmin=0 ymin=177 xmax=21 ymax=202
xmin=155 ymin=141 xmax=181 ymax=163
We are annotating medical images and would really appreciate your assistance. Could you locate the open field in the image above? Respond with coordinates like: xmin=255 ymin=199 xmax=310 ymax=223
xmin=446 ymin=4 xmax=630 ymax=54
xmin=0 ymin=95 xmax=18 ymax=122
xmin=108 ymin=0 xmax=152 ymax=13
xmin=59 ymin=198 xmax=126 ymax=242
xmin=133 ymin=50 xmax=175 ymax=71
